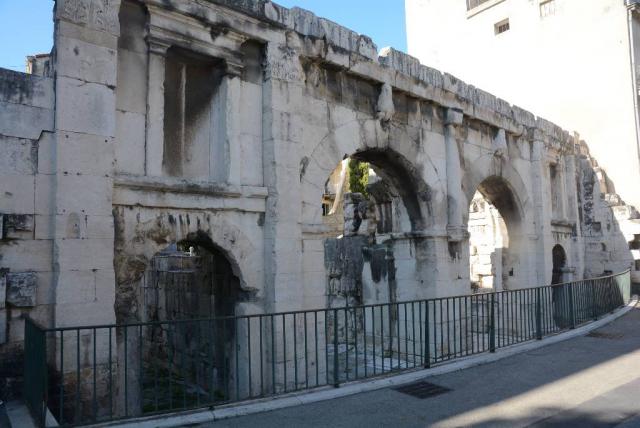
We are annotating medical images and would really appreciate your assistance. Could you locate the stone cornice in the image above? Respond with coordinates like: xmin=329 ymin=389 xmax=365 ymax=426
xmin=148 ymin=0 xmax=579 ymax=152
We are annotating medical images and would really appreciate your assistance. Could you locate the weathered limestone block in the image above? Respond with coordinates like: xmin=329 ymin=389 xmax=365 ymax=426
xmin=56 ymin=36 xmax=117 ymax=87
xmin=0 ymin=101 xmax=54 ymax=140
xmin=6 ymin=272 xmax=37 ymax=307
xmin=0 ymin=137 xmax=37 ymax=175
xmin=3 ymin=214 xmax=34 ymax=240
xmin=0 ymin=175 xmax=35 ymax=214
xmin=56 ymin=77 xmax=116 ymax=136
xmin=0 ymin=68 xmax=54 ymax=109
xmin=56 ymin=0 xmax=121 ymax=35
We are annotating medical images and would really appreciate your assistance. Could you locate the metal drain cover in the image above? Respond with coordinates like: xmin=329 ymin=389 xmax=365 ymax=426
xmin=392 ymin=381 xmax=451 ymax=399
xmin=587 ymin=331 xmax=623 ymax=340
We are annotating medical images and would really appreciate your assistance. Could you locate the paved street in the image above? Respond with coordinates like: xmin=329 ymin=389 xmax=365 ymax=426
xmin=200 ymin=304 xmax=640 ymax=428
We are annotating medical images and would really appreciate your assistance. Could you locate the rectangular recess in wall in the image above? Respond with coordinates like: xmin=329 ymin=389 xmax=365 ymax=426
xmin=494 ymin=18 xmax=510 ymax=35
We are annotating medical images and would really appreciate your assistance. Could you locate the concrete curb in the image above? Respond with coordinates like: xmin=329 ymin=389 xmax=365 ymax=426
xmin=97 ymin=297 xmax=638 ymax=428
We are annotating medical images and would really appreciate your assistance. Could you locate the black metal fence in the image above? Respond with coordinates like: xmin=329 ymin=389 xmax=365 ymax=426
xmin=24 ymin=270 xmax=631 ymax=427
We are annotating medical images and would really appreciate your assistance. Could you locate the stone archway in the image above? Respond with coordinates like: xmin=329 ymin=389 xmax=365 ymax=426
xmin=112 ymin=207 xmax=261 ymax=324
xmin=552 ymin=244 xmax=567 ymax=285
xmin=466 ymin=175 xmax=528 ymax=291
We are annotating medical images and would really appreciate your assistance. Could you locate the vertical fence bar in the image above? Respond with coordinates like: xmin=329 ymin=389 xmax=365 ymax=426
xmin=489 ymin=293 xmax=496 ymax=353
xmin=569 ymin=283 xmax=576 ymax=329
xmin=591 ymin=280 xmax=597 ymax=320
xmin=333 ymin=309 xmax=339 ymax=387
xmin=424 ymin=301 xmax=431 ymax=368
xmin=536 ymin=287 xmax=542 ymax=340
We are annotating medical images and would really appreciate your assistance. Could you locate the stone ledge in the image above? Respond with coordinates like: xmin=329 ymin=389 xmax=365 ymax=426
xmin=113 ymin=175 xmax=268 ymax=212
xmin=114 ymin=175 xmax=268 ymax=198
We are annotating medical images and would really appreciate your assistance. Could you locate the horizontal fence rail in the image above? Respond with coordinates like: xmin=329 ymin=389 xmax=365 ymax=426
xmin=24 ymin=270 xmax=631 ymax=427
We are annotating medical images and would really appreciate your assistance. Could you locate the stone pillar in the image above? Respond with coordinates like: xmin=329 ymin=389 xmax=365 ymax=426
xmin=564 ymin=152 xmax=585 ymax=277
xmin=53 ymin=0 xmax=120 ymax=327
xmin=262 ymin=41 xmax=305 ymax=313
xmin=53 ymin=0 xmax=121 ymax=416
xmin=214 ymin=67 xmax=243 ymax=184
xmin=144 ymin=39 xmax=169 ymax=176
xmin=444 ymin=108 xmax=465 ymax=241
xmin=530 ymin=138 xmax=553 ymax=285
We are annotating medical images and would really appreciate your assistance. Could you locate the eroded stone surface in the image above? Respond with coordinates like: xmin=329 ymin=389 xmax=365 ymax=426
xmin=6 ymin=272 xmax=37 ymax=308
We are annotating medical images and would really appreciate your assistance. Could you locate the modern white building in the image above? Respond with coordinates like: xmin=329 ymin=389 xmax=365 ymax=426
xmin=406 ymin=0 xmax=640 ymax=210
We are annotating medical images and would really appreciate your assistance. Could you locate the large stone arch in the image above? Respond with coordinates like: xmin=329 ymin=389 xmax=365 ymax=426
xmin=300 ymin=118 xmax=444 ymax=231
xmin=461 ymin=158 xmax=536 ymax=290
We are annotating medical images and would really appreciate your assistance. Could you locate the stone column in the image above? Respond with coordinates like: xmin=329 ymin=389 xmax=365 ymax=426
xmin=444 ymin=108 xmax=465 ymax=241
xmin=563 ymin=152 xmax=585 ymax=276
xmin=144 ymin=39 xmax=169 ymax=176
xmin=213 ymin=64 xmax=243 ymax=184
xmin=53 ymin=0 xmax=122 ymax=415
xmin=530 ymin=137 xmax=553 ymax=285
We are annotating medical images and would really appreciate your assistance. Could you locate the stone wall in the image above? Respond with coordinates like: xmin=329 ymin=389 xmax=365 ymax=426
xmin=0 ymin=68 xmax=55 ymax=398
xmin=0 ymin=0 xmax=636 ymax=403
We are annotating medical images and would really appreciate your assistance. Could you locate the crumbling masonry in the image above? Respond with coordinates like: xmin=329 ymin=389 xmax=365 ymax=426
xmin=0 ymin=0 xmax=639 ymax=400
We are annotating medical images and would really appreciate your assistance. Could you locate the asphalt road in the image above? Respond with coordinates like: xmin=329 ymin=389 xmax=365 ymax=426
xmin=199 ymin=304 xmax=640 ymax=428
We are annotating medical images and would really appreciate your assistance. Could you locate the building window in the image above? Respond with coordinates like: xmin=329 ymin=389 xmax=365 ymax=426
xmin=494 ymin=19 xmax=510 ymax=35
xmin=467 ymin=0 xmax=491 ymax=10
xmin=540 ymin=0 xmax=556 ymax=18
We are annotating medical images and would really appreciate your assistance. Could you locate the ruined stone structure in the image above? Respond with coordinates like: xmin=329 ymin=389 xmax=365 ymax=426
xmin=0 ymin=0 xmax=636 ymax=399
xmin=406 ymin=0 xmax=640 ymax=283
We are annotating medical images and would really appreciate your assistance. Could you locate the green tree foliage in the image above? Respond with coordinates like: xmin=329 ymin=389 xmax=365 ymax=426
xmin=348 ymin=159 xmax=369 ymax=198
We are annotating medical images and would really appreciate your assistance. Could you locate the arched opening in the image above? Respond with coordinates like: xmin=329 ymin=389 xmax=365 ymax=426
xmin=319 ymin=148 xmax=431 ymax=308
xmin=314 ymin=148 xmax=432 ymax=381
xmin=467 ymin=176 xmax=524 ymax=292
xmin=552 ymin=244 xmax=567 ymax=285
xmin=137 ymin=232 xmax=246 ymax=408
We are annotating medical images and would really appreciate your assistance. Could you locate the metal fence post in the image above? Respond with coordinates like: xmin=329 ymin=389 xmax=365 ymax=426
xmin=568 ymin=284 xmax=576 ymax=329
xmin=424 ymin=301 xmax=431 ymax=368
xmin=535 ymin=287 xmax=542 ymax=340
xmin=333 ymin=309 xmax=340 ymax=388
xmin=24 ymin=318 xmax=47 ymax=428
xmin=591 ymin=280 xmax=597 ymax=320
xmin=489 ymin=293 xmax=496 ymax=353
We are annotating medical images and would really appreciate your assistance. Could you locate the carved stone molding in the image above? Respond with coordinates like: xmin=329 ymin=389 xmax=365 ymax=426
xmin=56 ymin=0 xmax=120 ymax=35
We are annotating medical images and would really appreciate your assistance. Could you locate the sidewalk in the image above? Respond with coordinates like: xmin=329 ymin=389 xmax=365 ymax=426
xmin=199 ymin=304 xmax=640 ymax=428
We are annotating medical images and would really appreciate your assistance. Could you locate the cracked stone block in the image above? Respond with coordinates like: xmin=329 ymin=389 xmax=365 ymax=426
xmin=6 ymin=272 xmax=37 ymax=307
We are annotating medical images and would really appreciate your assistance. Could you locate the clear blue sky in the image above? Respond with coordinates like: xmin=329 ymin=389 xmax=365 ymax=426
xmin=0 ymin=1 xmax=406 ymax=72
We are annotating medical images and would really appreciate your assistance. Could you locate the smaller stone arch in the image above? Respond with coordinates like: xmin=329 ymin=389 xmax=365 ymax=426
xmin=113 ymin=207 xmax=262 ymax=323
xmin=552 ymin=244 xmax=567 ymax=285
xmin=465 ymin=174 xmax=531 ymax=291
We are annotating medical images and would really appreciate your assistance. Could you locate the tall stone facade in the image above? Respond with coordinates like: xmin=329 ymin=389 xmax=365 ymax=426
xmin=0 ymin=0 xmax=636 ymax=398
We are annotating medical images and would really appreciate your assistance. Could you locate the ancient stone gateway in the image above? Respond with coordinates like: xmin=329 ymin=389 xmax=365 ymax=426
xmin=0 ymin=0 xmax=636 ymax=418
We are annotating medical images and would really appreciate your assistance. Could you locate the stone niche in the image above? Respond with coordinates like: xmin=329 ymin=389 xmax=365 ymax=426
xmin=162 ymin=48 xmax=225 ymax=179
